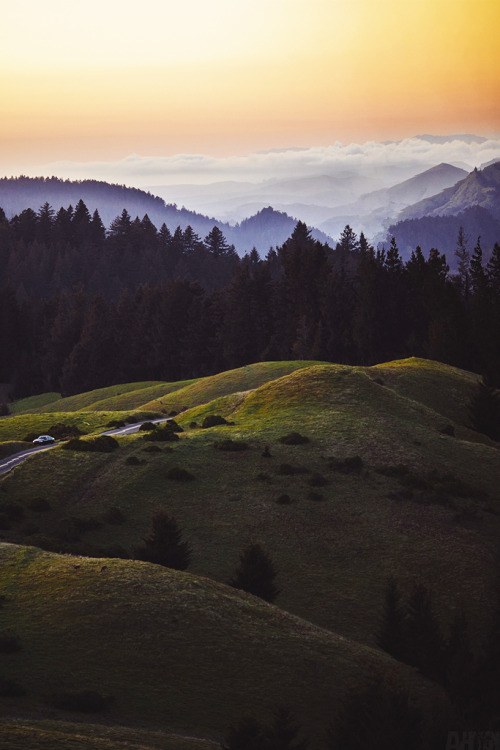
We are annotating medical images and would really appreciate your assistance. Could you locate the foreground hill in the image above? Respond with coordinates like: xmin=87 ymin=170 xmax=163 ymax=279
xmin=0 ymin=544 xmax=441 ymax=744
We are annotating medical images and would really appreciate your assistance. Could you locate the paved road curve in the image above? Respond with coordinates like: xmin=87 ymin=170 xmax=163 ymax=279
xmin=0 ymin=417 xmax=172 ymax=477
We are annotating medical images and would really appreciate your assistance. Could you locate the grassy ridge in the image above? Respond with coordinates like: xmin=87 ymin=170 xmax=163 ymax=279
xmin=1 ymin=359 xmax=497 ymax=651
xmin=0 ymin=544 xmax=440 ymax=742
xmin=0 ymin=720 xmax=217 ymax=750
xmin=29 ymin=382 xmax=170 ymax=414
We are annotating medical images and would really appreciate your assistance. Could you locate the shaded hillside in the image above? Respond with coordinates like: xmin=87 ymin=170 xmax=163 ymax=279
xmin=0 ymin=544 xmax=440 ymax=743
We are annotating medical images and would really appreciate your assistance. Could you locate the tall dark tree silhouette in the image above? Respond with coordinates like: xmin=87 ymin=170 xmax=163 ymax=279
xmin=134 ymin=511 xmax=192 ymax=570
xmin=229 ymin=543 xmax=280 ymax=603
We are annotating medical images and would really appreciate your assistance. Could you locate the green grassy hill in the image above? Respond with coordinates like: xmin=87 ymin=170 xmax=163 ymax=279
xmin=0 ymin=544 xmax=442 ymax=744
xmin=1 ymin=359 xmax=497 ymax=650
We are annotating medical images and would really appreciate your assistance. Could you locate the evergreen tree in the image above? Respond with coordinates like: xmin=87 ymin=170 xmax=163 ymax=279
xmin=134 ymin=511 xmax=192 ymax=570
xmin=455 ymin=226 xmax=470 ymax=301
xmin=405 ymin=583 xmax=445 ymax=682
xmin=229 ymin=543 xmax=280 ymax=603
xmin=377 ymin=577 xmax=408 ymax=662
xmin=469 ymin=376 xmax=500 ymax=441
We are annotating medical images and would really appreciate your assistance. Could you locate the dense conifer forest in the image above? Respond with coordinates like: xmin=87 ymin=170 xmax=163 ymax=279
xmin=1 ymin=198 xmax=500 ymax=397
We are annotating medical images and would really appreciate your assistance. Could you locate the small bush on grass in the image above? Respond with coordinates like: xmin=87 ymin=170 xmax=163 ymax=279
xmin=0 ymin=677 xmax=26 ymax=697
xmin=124 ymin=415 xmax=140 ymax=424
xmin=214 ymin=439 xmax=249 ymax=451
xmin=102 ymin=506 xmax=125 ymax=525
xmin=328 ymin=456 xmax=363 ymax=473
xmin=201 ymin=414 xmax=228 ymax=428
xmin=106 ymin=419 xmax=125 ymax=428
xmin=0 ymin=632 xmax=21 ymax=653
xmin=51 ymin=689 xmax=112 ymax=713
xmin=276 ymin=494 xmax=292 ymax=504
xmin=278 ymin=431 xmax=310 ymax=445
xmin=228 ymin=543 xmax=280 ymax=603
xmin=125 ymin=456 xmax=143 ymax=466
xmin=143 ymin=428 xmax=179 ymax=442
xmin=48 ymin=423 xmax=83 ymax=439
xmin=27 ymin=497 xmax=51 ymax=512
xmin=62 ymin=435 xmax=119 ymax=452
xmin=189 ymin=421 xmax=198 ymax=429
xmin=165 ymin=466 xmax=194 ymax=481
xmin=138 ymin=421 xmax=157 ymax=431
xmin=439 ymin=424 xmax=455 ymax=436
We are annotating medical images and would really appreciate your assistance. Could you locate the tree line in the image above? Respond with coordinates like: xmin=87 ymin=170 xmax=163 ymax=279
xmin=1 ymin=198 xmax=500 ymax=397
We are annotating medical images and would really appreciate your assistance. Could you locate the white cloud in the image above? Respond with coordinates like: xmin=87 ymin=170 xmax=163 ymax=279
xmin=25 ymin=134 xmax=500 ymax=191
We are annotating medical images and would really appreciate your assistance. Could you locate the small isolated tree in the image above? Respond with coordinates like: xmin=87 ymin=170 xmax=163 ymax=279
xmin=228 ymin=543 xmax=280 ymax=603
xmin=377 ymin=577 xmax=408 ymax=662
xmin=134 ymin=511 xmax=191 ymax=570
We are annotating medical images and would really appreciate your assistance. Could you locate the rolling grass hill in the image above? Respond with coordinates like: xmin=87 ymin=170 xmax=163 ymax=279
xmin=0 ymin=543 xmax=443 ymax=745
xmin=1 ymin=359 xmax=497 ymax=654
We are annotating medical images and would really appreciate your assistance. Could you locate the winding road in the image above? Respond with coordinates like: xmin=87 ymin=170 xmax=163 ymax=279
xmin=0 ymin=417 xmax=172 ymax=477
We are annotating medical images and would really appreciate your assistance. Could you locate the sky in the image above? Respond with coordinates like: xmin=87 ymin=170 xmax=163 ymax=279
xmin=1 ymin=0 xmax=500 ymax=182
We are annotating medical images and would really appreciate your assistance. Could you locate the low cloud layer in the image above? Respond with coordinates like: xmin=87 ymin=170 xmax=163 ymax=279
xmin=24 ymin=134 xmax=500 ymax=190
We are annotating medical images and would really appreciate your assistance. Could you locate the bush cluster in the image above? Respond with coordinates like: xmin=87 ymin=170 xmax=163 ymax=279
xmin=201 ymin=414 xmax=228 ymax=428
xmin=278 ymin=432 xmax=310 ymax=445
xmin=62 ymin=435 xmax=119 ymax=452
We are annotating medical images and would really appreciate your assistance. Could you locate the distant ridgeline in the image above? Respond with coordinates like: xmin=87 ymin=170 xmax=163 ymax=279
xmin=0 ymin=182 xmax=499 ymax=398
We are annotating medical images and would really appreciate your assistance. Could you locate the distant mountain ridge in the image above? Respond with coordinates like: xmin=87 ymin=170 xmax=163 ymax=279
xmin=0 ymin=176 xmax=332 ymax=255
xmin=399 ymin=161 xmax=500 ymax=221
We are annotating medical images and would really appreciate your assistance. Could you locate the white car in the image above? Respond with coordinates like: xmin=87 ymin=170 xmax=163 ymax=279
xmin=32 ymin=435 xmax=55 ymax=445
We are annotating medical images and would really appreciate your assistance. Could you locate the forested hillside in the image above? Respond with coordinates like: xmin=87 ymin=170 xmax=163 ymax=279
xmin=1 ymin=199 xmax=500 ymax=398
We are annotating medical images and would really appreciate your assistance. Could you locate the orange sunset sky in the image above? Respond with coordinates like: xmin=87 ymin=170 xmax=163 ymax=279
xmin=1 ymin=0 xmax=499 ymax=172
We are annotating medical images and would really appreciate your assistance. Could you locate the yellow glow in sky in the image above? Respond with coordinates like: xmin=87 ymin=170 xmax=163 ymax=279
xmin=1 ymin=0 xmax=499 ymax=167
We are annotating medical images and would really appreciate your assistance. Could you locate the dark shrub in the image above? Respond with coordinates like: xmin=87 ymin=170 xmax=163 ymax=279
xmin=125 ymin=415 xmax=140 ymax=424
xmin=142 ymin=445 xmax=162 ymax=453
xmin=189 ymin=421 xmax=198 ymax=429
xmin=308 ymin=473 xmax=328 ymax=487
xmin=61 ymin=438 xmax=92 ymax=452
xmin=125 ymin=456 xmax=142 ymax=465
xmin=329 ymin=456 xmax=363 ymax=473
xmin=169 ymin=410 xmax=178 ymax=416
xmin=278 ymin=432 xmax=309 ymax=445
xmin=214 ymin=439 xmax=248 ymax=451
xmin=138 ymin=421 xmax=157 ymax=431
xmin=373 ymin=377 xmax=385 ymax=386
xmin=0 ymin=403 xmax=10 ymax=416
xmin=48 ymin=423 xmax=83 ymax=439
xmin=166 ymin=466 xmax=194 ymax=481
xmin=102 ymin=506 xmax=125 ymax=525
xmin=201 ymin=414 xmax=228 ymax=428
xmin=144 ymin=428 xmax=179 ymax=442
xmin=51 ymin=690 xmax=112 ymax=713
xmin=28 ymin=497 xmax=51 ymax=512
xmin=439 ymin=424 xmax=455 ymax=437
xmin=106 ymin=419 xmax=125 ymax=428
xmin=277 ymin=463 xmax=309 ymax=475
xmin=0 ymin=677 xmax=26 ymax=697
xmin=91 ymin=435 xmax=119 ymax=452
xmin=276 ymin=494 xmax=292 ymax=504
xmin=165 ymin=419 xmax=183 ymax=433
xmin=307 ymin=491 xmax=325 ymax=501
xmin=0 ymin=632 xmax=21 ymax=653
xmin=261 ymin=445 xmax=272 ymax=458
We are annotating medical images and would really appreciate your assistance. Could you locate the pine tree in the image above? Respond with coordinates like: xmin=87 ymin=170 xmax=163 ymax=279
xmin=469 ymin=376 xmax=500 ymax=441
xmin=229 ymin=543 xmax=280 ymax=603
xmin=134 ymin=511 xmax=192 ymax=570
xmin=455 ymin=226 xmax=470 ymax=300
xmin=377 ymin=577 xmax=408 ymax=662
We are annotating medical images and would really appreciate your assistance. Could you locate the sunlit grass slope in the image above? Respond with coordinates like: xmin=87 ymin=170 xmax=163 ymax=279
xmin=142 ymin=361 xmax=325 ymax=413
xmin=28 ymin=381 xmax=181 ymax=414
xmin=0 ymin=544 xmax=440 ymax=742
xmin=2 ymin=359 xmax=497 ymax=652
xmin=9 ymin=393 xmax=61 ymax=415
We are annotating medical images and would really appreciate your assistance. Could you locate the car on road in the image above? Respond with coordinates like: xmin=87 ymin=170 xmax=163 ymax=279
xmin=32 ymin=435 xmax=55 ymax=445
